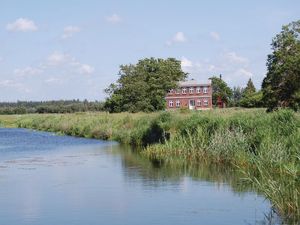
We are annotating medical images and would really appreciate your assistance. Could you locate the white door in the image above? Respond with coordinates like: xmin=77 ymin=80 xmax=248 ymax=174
xmin=189 ymin=99 xmax=195 ymax=110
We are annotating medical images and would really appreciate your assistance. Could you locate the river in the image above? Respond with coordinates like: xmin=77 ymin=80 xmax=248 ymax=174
xmin=0 ymin=128 xmax=278 ymax=225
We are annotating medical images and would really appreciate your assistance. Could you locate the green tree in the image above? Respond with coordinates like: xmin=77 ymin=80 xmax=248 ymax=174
xmin=104 ymin=58 xmax=187 ymax=112
xmin=262 ymin=20 xmax=300 ymax=111
xmin=239 ymin=78 xmax=262 ymax=108
xmin=243 ymin=78 xmax=256 ymax=96
xmin=240 ymin=91 xmax=263 ymax=108
xmin=232 ymin=86 xmax=245 ymax=106
xmin=209 ymin=76 xmax=233 ymax=106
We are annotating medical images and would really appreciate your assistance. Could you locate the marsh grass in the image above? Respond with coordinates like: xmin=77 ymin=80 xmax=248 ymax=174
xmin=0 ymin=108 xmax=299 ymax=222
xmin=143 ymin=109 xmax=300 ymax=222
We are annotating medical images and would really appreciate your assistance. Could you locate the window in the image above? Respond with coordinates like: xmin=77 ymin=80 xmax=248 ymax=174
xmin=197 ymin=99 xmax=202 ymax=106
xmin=203 ymin=99 xmax=208 ymax=106
xmin=189 ymin=87 xmax=194 ymax=94
xmin=203 ymin=87 xmax=208 ymax=93
xmin=196 ymin=87 xmax=201 ymax=93
xmin=168 ymin=89 xmax=173 ymax=94
xmin=189 ymin=99 xmax=195 ymax=107
xmin=182 ymin=88 xmax=187 ymax=94
xmin=176 ymin=100 xmax=180 ymax=107
xmin=169 ymin=100 xmax=174 ymax=107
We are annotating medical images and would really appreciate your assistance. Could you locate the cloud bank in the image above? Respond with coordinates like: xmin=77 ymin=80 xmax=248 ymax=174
xmin=6 ymin=18 xmax=38 ymax=32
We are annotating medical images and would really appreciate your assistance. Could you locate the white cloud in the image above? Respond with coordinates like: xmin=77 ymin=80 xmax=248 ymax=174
xmin=0 ymin=79 xmax=31 ymax=93
xmin=46 ymin=51 xmax=95 ymax=74
xmin=235 ymin=68 xmax=253 ymax=78
xmin=44 ymin=78 xmax=63 ymax=84
xmin=179 ymin=51 xmax=254 ymax=87
xmin=47 ymin=52 xmax=71 ymax=66
xmin=210 ymin=31 xmax=220 ymax=41
xmin=0 ymin=80 xmax=14 ymax=87
xmin=106 ymin=14 xmax=122 ymax=24
xmin=7 ymin=51 xmax=95 ymax=97
xmin=14 ymin=66 xmax=43 ymax=76
xmin=166 ymin=32 xmax=187 ymax=46
xmin=6 ymin=18 xmax=38 ymax=32
xmin=2 ymin=51 xmax=96 ymax=100
xmin=223 ymin=51 xmax=248 ymax=64
xmin=78 ymin=64 xmax=95 ymax=74
xmin=173 ymin=32 xmax=187 ymax=42
xmin=181 ymin=57 xmax=193 ymax=68
xmin=61 ymin=26 xmax=80 ymax=39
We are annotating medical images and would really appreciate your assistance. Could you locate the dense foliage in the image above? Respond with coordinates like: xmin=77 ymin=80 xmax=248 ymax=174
xmin=262 ymin=20 xmax=300 ymax=111
xmin=232 ymin=86 xmax=244 ymax=106
xmin=243 ymin=78 xmax=256 ymax=96
xmin=239 ymin=78 xmax=263 ymax=108
xmin=0 ymin=100 xmax=104 ymax=114
xmin=104 ymin=58 xmax=187 ymax=112
xmin=209 ymin=76 xmax=233 ymax=106
xmin=239 ymin=91 xmax=263 ymax=108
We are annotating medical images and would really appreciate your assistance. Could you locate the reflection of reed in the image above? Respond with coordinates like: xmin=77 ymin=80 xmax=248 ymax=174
xmin=116 ymin=145 xmax=282 ymax=224
xmin=118 ymin=145 xmax=255 ymax=194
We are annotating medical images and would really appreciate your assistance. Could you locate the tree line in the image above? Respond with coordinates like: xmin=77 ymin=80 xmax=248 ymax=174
xmin=0 ymin=100 xmax=104 ymax=114
xmin=210 ymin=76 xmax=263 ymax=108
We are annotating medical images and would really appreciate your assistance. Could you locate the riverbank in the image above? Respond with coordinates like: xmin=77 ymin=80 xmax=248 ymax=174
xmin=0 ymin=108 xmax=299 ymax=223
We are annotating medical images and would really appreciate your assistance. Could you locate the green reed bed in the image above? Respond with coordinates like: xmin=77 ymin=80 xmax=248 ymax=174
xmin=143 ymin=109 xmax=300 ymax=223
xmin=0 ymin=108 xmax=299 ymax=223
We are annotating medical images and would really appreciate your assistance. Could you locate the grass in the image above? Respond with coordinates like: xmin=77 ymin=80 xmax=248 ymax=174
xmin=0 ymin=108 xmax=299 ymax=223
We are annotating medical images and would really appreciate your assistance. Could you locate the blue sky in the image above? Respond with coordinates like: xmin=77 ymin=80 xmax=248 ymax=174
xmin=0 ymin=0 xmax=299 ymax=101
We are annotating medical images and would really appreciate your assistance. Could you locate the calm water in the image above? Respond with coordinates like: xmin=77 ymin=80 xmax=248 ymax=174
xmin=0 ymin=128 xmax=277 ymax=225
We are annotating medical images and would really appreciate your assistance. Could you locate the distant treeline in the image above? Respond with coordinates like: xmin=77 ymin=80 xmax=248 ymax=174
xmin=0 ymin=100 xmax=105 ymax=114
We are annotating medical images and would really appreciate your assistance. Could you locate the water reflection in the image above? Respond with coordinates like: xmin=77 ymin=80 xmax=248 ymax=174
xmin=117 ymin=146 xmax=249 ymax=190
xmin=117 ymin=146 xmax=283 ymax=225
xmin=0 ymin=128 xmax=283 ymax=225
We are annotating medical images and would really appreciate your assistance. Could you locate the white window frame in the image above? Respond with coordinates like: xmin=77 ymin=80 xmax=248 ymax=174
xmin=196 ymin=87 xmax=201 ymax=93
xmin=169 ymin=100 xmax=174 ymax=107
xmin=176 ymin=100 xmax=180 ymax=107
xmin=189 ymin=87 xmax=194 ymax=94
xmin=203 ymin=99 xmax=208 ymax=106
xmin=197 ymin=99 xmax=202 ymax=106
xmin=182 ymin=88 xmax=187 ymax=94
xmin=203 ymin=87 xmax=208 ymax=94
xmin=169 ymin=89 xmax=173 ymax=94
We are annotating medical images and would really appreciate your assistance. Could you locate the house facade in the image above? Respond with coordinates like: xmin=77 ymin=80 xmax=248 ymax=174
xmin=165 ymin=80 xmax=212 ymax=110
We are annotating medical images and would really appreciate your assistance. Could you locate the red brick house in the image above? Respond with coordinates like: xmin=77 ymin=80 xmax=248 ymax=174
xmin=165 ymin=80 xmax=213 ymax=110
xmin=217 ymin=96 xmax=226 ymax=108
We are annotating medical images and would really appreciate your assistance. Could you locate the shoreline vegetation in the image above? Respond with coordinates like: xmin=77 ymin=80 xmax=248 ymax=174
xmin=0 ymin=108 xmax=299 ymax=223
xmin=0 ymin=100 xmax=104 ymax=114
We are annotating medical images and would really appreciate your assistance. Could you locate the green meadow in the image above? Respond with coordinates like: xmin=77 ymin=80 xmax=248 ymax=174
xmin=0 ymin=108 xmax=299 ymax=223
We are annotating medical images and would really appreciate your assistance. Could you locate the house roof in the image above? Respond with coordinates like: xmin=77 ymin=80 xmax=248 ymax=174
xmin=178 ymin=80 xmax=211 ymax=87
